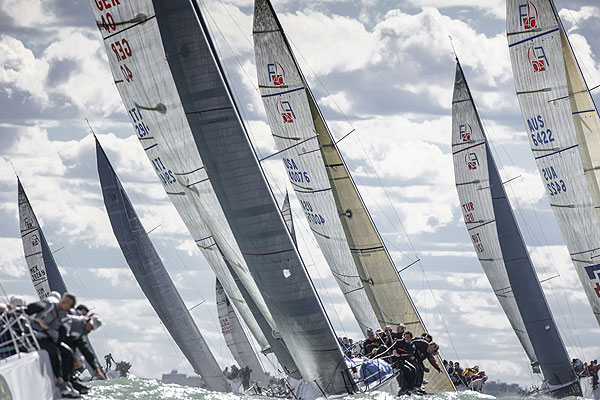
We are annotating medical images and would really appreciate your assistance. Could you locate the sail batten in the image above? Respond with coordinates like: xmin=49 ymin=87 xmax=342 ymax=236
xmin=216 ymin=279 xmax=270 ymax=386
xmin=507 ymin=0 xmax=600 ymax=325
xmin=96 ymin=138 xmax=231 ymax=392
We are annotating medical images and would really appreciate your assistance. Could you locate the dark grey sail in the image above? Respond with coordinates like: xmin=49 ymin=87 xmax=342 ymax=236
xmin=152 ymin=0 xmax=350 ymax=394
xmin=454 ymin=62 xmax=579 ymax=394
xmin=18 ymin=179 xmax=67 ymax=299
xmin=221 ymin=249 xmax=301 ymax=378
xmin=95 ymin=137 xmax=230 ymax=393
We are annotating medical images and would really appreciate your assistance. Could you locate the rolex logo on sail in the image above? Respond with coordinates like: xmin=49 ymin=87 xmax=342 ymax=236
xmin=276 ymin=99 xmax=296 ymax=124
xmin=267 ymin=62 xmax=286 ymax=86
xmin=528 ymin=46 xmax=549 ymax=72
xmin=518 ymin=2 xmax=538 ymax=30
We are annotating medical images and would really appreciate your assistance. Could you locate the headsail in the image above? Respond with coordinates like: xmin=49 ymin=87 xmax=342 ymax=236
xmin=216 ymin=279 xmax=270 ymax=386
xmin=452 ymin=61 xmax=578 ymax=388
xmin=18 ymin=179 xmax=67 ymax=300
xmin=253 ymin=0 xmax=454 ymax=392
xmin=96 ymin=137 xmax=231 ymax=393
xmin=507 ymin=0 xmax=600 ymax=323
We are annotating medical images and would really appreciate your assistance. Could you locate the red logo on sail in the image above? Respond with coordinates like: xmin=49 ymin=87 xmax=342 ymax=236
xmin=460 ymin=124 xmax=472 ymax=142
xmin=528 ymin=46 xmax=549 ymax=72
xmin=519 ymin=2 xmax=538 ymax=30
xmin=24 ymin=217 xmax=33 ymax=229
xmin=277 ymin=100 xmax=296 ymax=124
xmin=31 ymin=234 xmax=39 ymax=246
xmin=268 ymin=63 xmax=286 ymax=86
xmin=584 ymin=265 xmax=600 ymax=298
xmin=466 ymin=152 xmax=479 ymax=170
xmin=109 ymin=193 xmax=117 ymax=201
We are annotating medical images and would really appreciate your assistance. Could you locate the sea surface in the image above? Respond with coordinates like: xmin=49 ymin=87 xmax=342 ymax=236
xmin=82 ymin=377 xmax=562 ymax=400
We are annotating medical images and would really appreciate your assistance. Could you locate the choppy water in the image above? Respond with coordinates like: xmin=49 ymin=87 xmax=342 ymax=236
xmin=82 ymin=377 xmax=545 ymax=400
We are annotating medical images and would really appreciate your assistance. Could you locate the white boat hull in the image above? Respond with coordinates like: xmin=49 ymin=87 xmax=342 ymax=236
xmin=0 ymin=350 xmax=56 ymax=400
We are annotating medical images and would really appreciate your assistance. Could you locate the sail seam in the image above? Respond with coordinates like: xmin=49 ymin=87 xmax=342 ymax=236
xmin=452 ymin=141 xmax=484 ymax=155
xmin=508 ymin=27 xmax=559 ymax=48
xmin=261 ymin=86 xmax=305 ymax=98
xmin=534 ymin=144 xmax=578 ymax=160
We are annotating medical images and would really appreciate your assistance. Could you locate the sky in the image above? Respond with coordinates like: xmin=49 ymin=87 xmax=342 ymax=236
xmin=1 ymin=0 xmax=600 ymax=388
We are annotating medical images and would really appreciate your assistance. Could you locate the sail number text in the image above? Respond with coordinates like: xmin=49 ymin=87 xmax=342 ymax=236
xmin=283 ymin=157 xmax=311 ymax=185
xmin=542 ymin=166 xmax=567 ymax=197
xmin=527 ymin=115 xmax=554 ymax=146
xmin=462 ymin=201 xmax=475 ymax=223
xmin=128 ymin=107 xmax=151 ymax=138
xmin=30 ymin=265 xmax=46 ymax=282
xmin=300 ymin=200 xmax=325 ymax=226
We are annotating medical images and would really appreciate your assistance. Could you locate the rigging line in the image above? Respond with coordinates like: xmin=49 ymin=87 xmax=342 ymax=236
xmin=197 ymin=0 xmax=265 ymax=163
xmin=259 ymin=135 xmax=318 ymax=162
xmin=198 ymin=0 xmax=258 ymax=92
xmin=559 ymin=0 xmax=599 ymax=89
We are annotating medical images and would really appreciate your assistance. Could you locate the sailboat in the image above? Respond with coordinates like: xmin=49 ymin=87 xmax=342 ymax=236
xmin=95 ymin=136 xmax=231 ymax=392
xmin=252 ymin=0 xmax=454 ymax=393
xmin=18 ymin=177 xmax=102 ymax=380
xmin=18 ymin=179 xmax=67 ymax=300
xmin=506 ymin=0 xmax=600 ymax=325
xmin=452 ymin=59 xmax=591 ymax=397
xmin=216 ymin=279 xmax=269 ymax=390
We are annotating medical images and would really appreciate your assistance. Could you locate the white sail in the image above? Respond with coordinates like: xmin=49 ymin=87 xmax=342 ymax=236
xmin=253 ymin=0 xmax=455 ymax=393
xmin=452 ymin=61 xmax=537 ymax=363
xmin=216 ymin=279 xmax=270 ymax=387
xmin=253 ymin=4 xmax=378 ymax=334
xmin=18 ymin=179 xmax=67 ymax=300
xmin=507 ymin=0 xmax=600 ymax=322
xmin=86 ymin=0 xmax=275 ymax=352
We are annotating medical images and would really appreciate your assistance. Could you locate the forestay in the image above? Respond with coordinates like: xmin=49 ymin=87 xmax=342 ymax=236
xmin=152 ymin=0 xmax=350 ymax=394
xmin=452 ymin=61 xmax=537 ymax=364
xmin=216 ymin=279 xmax=270 ymax=386
xmin=18 ymin=179 xmax=67 ymax=300
xmin=96 ymin=138 xmax=231 ymax=393
xmin=507 ymin=0 xmax=600 ymax=323
xmin=86 ymin=0 xmax=277 ymax=355
xmin=253 ymin=0 xmax=454 ymax=393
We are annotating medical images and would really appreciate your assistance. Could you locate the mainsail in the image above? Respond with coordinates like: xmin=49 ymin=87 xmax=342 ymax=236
xmin=96 ymin=137 xmax=231 ymax=393
xmin=18 ymin=179 xmax=67 ymax=299
xmin=88 ymin=0 xmax=349 ymax=394
xmin=253 ymin=0 xmax=454 ymax=392
xmin=86 ymin=0 xmax=286 ymax=367
xmin=452 ymin=61 xmax=579 ymax=391
xmin=507 ymin=0 xmax=600 ymax=323
xmin=216 ymin=279 xmax=269 ymax=386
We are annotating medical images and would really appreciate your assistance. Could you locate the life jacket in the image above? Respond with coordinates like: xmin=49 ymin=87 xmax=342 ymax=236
xmin=30 ymin=300 xmax=64 ymax=342
xmin=63 ymin=314 xmax=88 ymax=340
